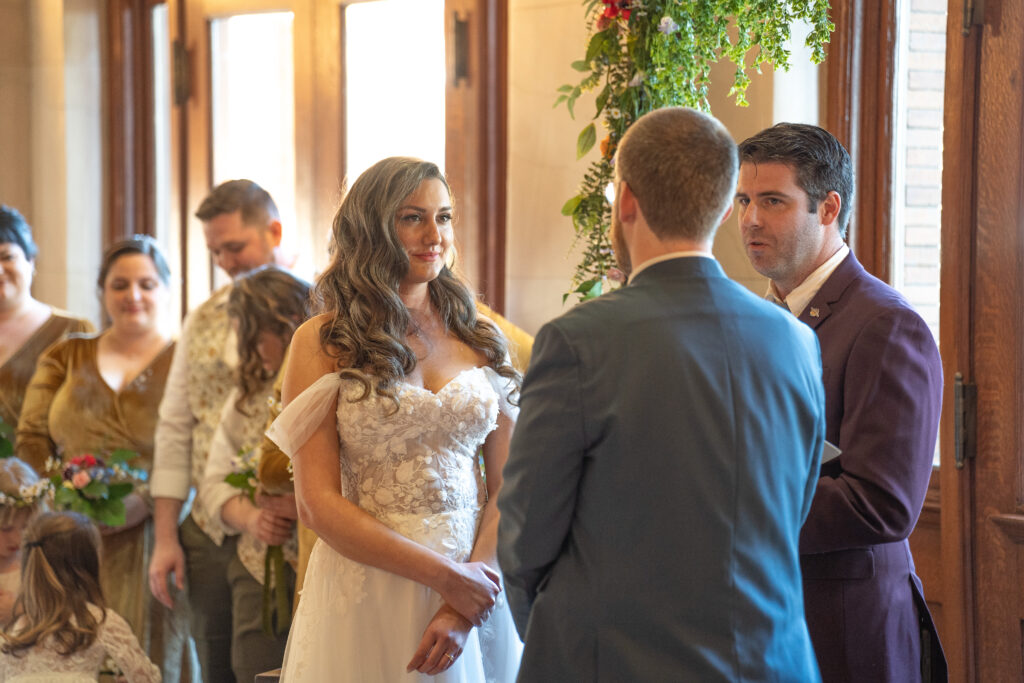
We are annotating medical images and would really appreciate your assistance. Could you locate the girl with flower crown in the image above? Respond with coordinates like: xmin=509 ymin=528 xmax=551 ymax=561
xmin=0 ymin=511 xmax=159 ymax=682
xmin=0 ymin=458 xmax=47 ymax=625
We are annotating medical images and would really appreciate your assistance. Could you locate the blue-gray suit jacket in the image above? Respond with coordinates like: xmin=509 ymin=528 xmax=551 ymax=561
xmin=497 ymin=257 xmax=825 ymax=682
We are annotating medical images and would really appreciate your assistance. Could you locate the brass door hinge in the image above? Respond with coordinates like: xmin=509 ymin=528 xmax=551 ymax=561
xmin=954 ymin=372 xmax=977 ymax=469
xmin=962 ymin=0 xmax=985 ymax=36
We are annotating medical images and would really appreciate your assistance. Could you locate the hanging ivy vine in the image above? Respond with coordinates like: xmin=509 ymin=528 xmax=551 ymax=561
xmin=558 ymin=0 xmax=833 ymax=301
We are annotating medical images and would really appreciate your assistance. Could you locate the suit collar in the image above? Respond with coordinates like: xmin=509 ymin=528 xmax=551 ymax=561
xmin=628 ymin=254 xmax=725 ymax=285
xmin=797 ymin=250 xmax=864 ymax=329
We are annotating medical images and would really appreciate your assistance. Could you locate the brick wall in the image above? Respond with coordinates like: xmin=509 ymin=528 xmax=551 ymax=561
xmin=895 ymin=0 xmax=946 ymax=341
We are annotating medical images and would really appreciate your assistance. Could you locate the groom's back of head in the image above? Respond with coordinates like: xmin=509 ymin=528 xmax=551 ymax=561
xmin=616 ymin=107 xmax=738 ymax=242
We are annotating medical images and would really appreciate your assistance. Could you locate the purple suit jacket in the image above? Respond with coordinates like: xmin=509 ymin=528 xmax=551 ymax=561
xmin=797 ymin=252 xmax=947 ymax=683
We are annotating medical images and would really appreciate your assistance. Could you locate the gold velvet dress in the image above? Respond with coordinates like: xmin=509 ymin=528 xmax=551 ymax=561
xmin=15 ymin=334 xmax=191 ymax=681
xmin=0 ymin=310 xmax=93 ymax=429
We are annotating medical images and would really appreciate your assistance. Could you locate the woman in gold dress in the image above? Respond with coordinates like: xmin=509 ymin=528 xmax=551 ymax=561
xmin=0 ymin=205 xmax=92 ymax=432
xmin=15 ymin=235 xmax=192 ymax=681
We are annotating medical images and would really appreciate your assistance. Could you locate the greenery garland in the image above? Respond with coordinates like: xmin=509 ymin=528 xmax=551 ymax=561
xmin=558 ymin=0 xmax=834 ymax=301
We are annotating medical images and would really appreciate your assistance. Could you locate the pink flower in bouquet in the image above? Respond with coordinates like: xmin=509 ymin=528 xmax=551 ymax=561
xmin=71 ymin=470 xmax=92 ymax=489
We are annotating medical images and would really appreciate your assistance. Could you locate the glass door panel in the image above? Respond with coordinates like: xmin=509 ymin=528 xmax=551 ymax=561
xmin=210 ymin=11 xmax=298 ymax=287
xmin=891 ymin=0 xmax=947 ymax=465
xmin=344 ymin=0 xmax=445 ymax=182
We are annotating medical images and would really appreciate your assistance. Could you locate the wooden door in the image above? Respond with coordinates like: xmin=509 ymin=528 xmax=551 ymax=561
xmin=935 ymin=0 xmax=1024 ymax=680
xmin=166 ymin=0 xmax=325 ymax=310
xmin=165 ymin=0 xmax=505 ymax=311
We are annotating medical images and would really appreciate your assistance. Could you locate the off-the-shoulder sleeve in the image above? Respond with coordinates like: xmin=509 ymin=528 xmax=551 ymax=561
xmin=265 ymin=372 xmax=342 ymax=458
xmin=483 ymin=366 xmax=519 ymax=421
xmin=97 ymin=607 xmax=161 ymax=682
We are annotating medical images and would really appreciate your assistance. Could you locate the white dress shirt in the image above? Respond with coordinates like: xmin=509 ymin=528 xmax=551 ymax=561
xmin=767 ymin=244 xmax=850 ymax=317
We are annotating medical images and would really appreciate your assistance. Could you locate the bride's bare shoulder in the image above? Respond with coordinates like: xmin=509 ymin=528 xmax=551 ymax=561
xmin=290 ymin=314 xmax=343 ymax=371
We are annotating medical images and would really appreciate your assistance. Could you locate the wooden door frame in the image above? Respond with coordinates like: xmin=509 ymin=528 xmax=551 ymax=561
xmin=444 ymin=0 xmax=507 ymax=311
xmin=822 ymin=0 xmax=898 ymax=282
xmin=165 ymin=0 xmax=506 ymax=314
xmin=936 ymin=1 xmax=981 ymax=678
xmin=106 ymin=0 xmax=163 ymax=245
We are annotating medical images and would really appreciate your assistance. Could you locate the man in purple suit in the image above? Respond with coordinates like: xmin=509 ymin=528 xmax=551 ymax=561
xmin=735 ymin=123 xmax=946 ymax=683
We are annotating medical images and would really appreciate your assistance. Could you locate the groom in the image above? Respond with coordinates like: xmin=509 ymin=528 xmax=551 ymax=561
xmin=497 ymin=107 xmax=826 ymax=681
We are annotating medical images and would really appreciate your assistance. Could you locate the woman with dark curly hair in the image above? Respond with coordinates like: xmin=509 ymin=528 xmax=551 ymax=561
xmin=268 ymin=156 xmax=522 ymax=680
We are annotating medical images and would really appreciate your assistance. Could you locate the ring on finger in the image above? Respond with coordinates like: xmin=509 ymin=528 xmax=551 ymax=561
xmin=446 ymin=652 xmax=456 ymax=663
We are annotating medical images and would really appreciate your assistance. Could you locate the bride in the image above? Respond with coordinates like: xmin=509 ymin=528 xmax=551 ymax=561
xmin=268 ymin=157 xmax=523 ymax=681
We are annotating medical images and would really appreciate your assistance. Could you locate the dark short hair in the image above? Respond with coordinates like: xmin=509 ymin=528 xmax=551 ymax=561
xmin=738 ymin=123 xmax=855 ymax=237
xmin=194 ymin=179 xmax=280 ymax=227
xmin=616 ymin=107 xmax=738 ymax=241
xmin=0 ymin=205 xmax=38 ymax=261
xmin=97 ymin=235 xmax=172 ymax=290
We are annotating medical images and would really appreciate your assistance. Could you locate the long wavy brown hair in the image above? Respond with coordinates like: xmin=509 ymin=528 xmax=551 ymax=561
xmin=315 ymin=156 xmax=519 ymax=407
xmin=228 ymin=266 xmax=312 ymax=415
xmin=1 ymin=512 xmax=105 ymax=658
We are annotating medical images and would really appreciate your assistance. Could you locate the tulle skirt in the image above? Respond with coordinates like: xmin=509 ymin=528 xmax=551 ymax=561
xmin=280 ymin=536 xmax=521 ymax=682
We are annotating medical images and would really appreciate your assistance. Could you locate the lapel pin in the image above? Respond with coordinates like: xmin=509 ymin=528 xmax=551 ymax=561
xmin=809 ymin=307 xmax=820 ymax=318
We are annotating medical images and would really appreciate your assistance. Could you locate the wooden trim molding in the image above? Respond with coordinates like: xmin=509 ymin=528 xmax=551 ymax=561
xmin=477 ymin=0 xmax=507 ymax=312
xmin=445 ymin=0 xmax=507 ymax=313
xmin=106 ymin=0 xmax=159 ymax=245
xmin=822 ymin=0 xmax=898 ymax=281
xmin=937 ymin=1 xmax=983 ymax=679
xmin=990 ymin=514 xmax=1024 ymax=546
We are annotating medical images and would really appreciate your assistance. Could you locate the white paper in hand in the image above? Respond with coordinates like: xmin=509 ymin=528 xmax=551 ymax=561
xmin=822 ymin=440 xmax=841 ymax=464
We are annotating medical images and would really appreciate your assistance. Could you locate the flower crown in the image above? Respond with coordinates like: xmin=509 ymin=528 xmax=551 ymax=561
xmin=0 ymin=479 xmax=52 ymax=509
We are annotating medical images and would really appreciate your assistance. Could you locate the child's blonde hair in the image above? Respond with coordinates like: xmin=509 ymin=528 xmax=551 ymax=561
xmin=0 ymin=459 xmax=47 ymax=526
xmin=0 ymin=511 xmax=105 ymax=657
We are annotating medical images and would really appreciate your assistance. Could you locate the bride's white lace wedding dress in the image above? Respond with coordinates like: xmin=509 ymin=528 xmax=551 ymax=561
xmin=267 ymin=366 xmax=522 ymax=682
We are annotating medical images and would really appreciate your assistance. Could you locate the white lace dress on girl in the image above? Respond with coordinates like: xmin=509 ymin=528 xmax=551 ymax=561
xmin=0 ymin=605 xmax=160 ymax=682
xmin=268 ymin=366 xmax=522 ymax=682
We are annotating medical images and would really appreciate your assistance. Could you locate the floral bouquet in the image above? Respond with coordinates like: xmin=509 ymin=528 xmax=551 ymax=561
xmin=226 ymin=448 xmax=291 ymax=636
xmin=49 ymin=450 xmax=146 ymax=527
